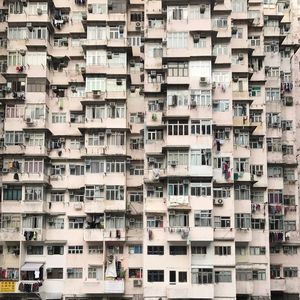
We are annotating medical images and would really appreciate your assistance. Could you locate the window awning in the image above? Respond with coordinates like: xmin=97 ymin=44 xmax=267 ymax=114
xmin=21 ymin=262 xmax=44 ymax=271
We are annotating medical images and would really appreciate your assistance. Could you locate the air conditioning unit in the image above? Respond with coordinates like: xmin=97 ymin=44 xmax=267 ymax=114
xmin=170 ymin=161 xmax=177 ymax=167
xmin=133 ymin=279 xmax=142 ymax=287
xmin=88 ymin=4 xmax=93 ymax=13
xmin=171 ymin=95 xmax=177 ymax=106
xmin=234 ymin=129 xmax=240 ymax=134
xmin=191 ymin=100 xmax=197 ymax=107
xmin=213 ymin=198 xmax=224 ymax=206
xmin=162 ymin=38 xmax=167 ymax=45
xmin=149 ymin=157 xmax=156 ymax=163
xmin=37 ymin=8 xmax=43 ymax=15
xmin=193 ymin=34 xmax=200 ymax=43
xmin=106 ymin=129 xmax=112 ymax=135
xmin=19 ymin=49 xmax=26 ymax=56
xmin=136 ymin=22 xmax=141 ymax=29
xmin=232 ymin=26 xmax=238 ymax=34
xmin=233 ymin=76 xmax=239 ymax=82
xmin=200 ymin=4 xmax=206 ymax=13
xmin=93 ymin=90 xmax=101 ymax=97
xmin=71 ymin=86 xmax=77 ymax=93
xmin=238 ymin=53 xmax=244 ymax=61
xmin=256 ymin=170 xmax=263 ymax=176
xmin=162 ymin=64 xmax=168 ymax=69
xmin=74 ymin=203 xmax=82 ymax=210
xmin=107 ymin=51 xmax=112 ymax=59
xmin=99 ymin=132 xmax=105 ymax=137
xmin=200 ymin=77 xmax=207 ymax=84
xmin=81 ymin=67 xmax=86 ymax=74
xmin=1 ymin=168 xmax=9 ymax=174
xmin=26 ymin=117 xmax=33 ymax=124
xmin=150 ymin=71 xmax=157 ymax=78
xmin=119 ymin=25 xmax=124 ymax=34
xmin=116 ymin=78 xmax=122 ymax=86
xmin=212 ymin=82 xmax=216 ymax=89
xmin=26 ymin=22 xmax=33 ymax=30
xmin=240 ymin=185 xmax=247 ymax=190
xmin=24 ymin=133 xmax=30 ymax=140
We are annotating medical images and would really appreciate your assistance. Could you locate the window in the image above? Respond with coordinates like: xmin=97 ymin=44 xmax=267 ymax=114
xmin=191 ymin=268 xmax=213 ymax=284
xmin=47 ymin=245 xmax=64 ymax=255
xmin=87 ymin=26 xmax=106 ymax=40
xmin=236 ymin=269 xmax=252 ymax=281
xmin=28 ymin=27 xmax=48 ymax=40
xmin=68 ymin=246 xmax=83 ymax=254
xmin=3 ymin=186 xmax=22 ymax=201
xmin=88 ymin=266 xmax=103 ymax=280
xmin=167 ymin=32 xmax=188 ymax=48
xmin=284 ymin=221 xmax=296 ymax=232
xmin=168 ymin=120 xmax=189 ymax=135
xmin=191 ymin=120 xmax=212 ymax=135
xmin=195 ymin=210 xmax=212 ymax=227
xmin=283 ymin=267 xmax=298 ymax=278
xmin=129 ymin=268 xmax=143 ymax=279
xmin=69 ymin=218 xmax=84 ymax=229
xmin=214 ymin=216 xmax=231 ymax=228
xmin=268 ymin=190 xmax=283 ymax=204
xmin=48 ymin=217 xmax=64 ymax=229
xmin=88 ymin=245 xmax=103 ymax=254
xmin=85 ymin=185 xmax=104 ymax=200
xmin=283 ymin=246 xmax=297 ymax=255
xmin=168 ymin=181 xmax=188 ymax=196
xmin=148 ymin=270 xmax=164 ymax=282
xmin=213 ymin=100 xmax=229 ymax=112
xmin=234 ymin=130 xmax=249 ymax=146
xmin=268 ymin=166 xmax=283 ymax=178
xmin=190 ymin=183 xmax=211 ymax=196
xmin=215 ymin=246 xmax=231 ymax=255
xmin=234 ymin=185 xmax=250 ymax=200
xmin=147 ymin=186 xmax=163 ymax=198
xmin=270 ymin=215 xmax=284 ymax=230
xmin=147 ymin=215 xmax=163 ymax=228
xmin=148 ymin=246 xmax=164 ymax=255
xmin=50 ymin=192 xmax=64 ymax=202
xmin=168 ymin=6 xmax=188 ymax=20
xmin=128 ymin=245 xmax=143 ymax=254
xmin=129 ymin=165 xmax=144 ymax=176
xmin=215 ymin=271 xmax=232 ymax=283
xmin=47 ymin=268 xmax=63 ymax=279
xmin=67 ymin=268 xmax=83 ymax=279
xmin=69 ymin=164 xmax=85 ymax=176
xmin=252 ymin=270 xmax=266 ymax=280
xmin=190 ymin=90 xmax=211 ymax=107
xmin=250 ymin=247 xmax=266 ymax=255
xmin=52 ymin=113 xmax=66 ymax=123
xmin=191 ymin=246 xmax=207 ymax=254
xmin=105 ymin=214 xmax=125 ymax=229
xmin=251 ymin=219 xmax=265 ymax=230
xmin=129 ymin=191 xmax=143 ymax=203
xmin=235 ymin=213 xmax=251 ymax=229
xmin=190 ymin=149 xmax=211 ymax=166
xmin=234 ymin=158 xmax=249 ymax=173
xmin=106 ymin=185 xmax=124 ymax=200
xmin=169 ymin=212 xmax=189 ymax=227
xmin=236 ymin=247 xmax=247 ymax=256
xmin=213 ymin=187 xmax=231 ymax=198
xmin=168 ymin=62 xmax=188 ymax=77
xmin=27 ymin=246 xmax=43 ymax=255
xmin=4 ymin=131 xmax=24 ymax=145
xmin=170 ymin=246 xmax=187 ymax=255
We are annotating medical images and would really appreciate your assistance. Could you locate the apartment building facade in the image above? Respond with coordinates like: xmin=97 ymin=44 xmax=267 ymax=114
xmin=0 ymin=0 xmax=300 ymax=299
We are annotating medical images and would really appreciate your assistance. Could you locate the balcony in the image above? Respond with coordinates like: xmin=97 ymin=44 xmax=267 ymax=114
xmin=271 ymin=278 xmax=286 ymax=291
xmin=0 ymin=229 xmax=22 ymax=242
xmin=145 ymin=0 xmax=162 ymax=14
xmin=235 ymin=228 xmax=252 ymax=242
xmin=104 ymin=229 xmax=126 ymax=241
xmin=22 ymin=228 xmax=43 ymax=241
xmin=83 ymin=229 xmax=104 ymax=242
xmin=236 ymin=280 xmax=254 ymax=294
xmin=166 ymin=227 xmax=190 ymax=242
xmin=189 ymin=227 xmax=214 ymax=242
xmin=104 ymin=279 xmax=125 ymax=294
xmin=82 ymin=281 xmax=104 ymax=294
